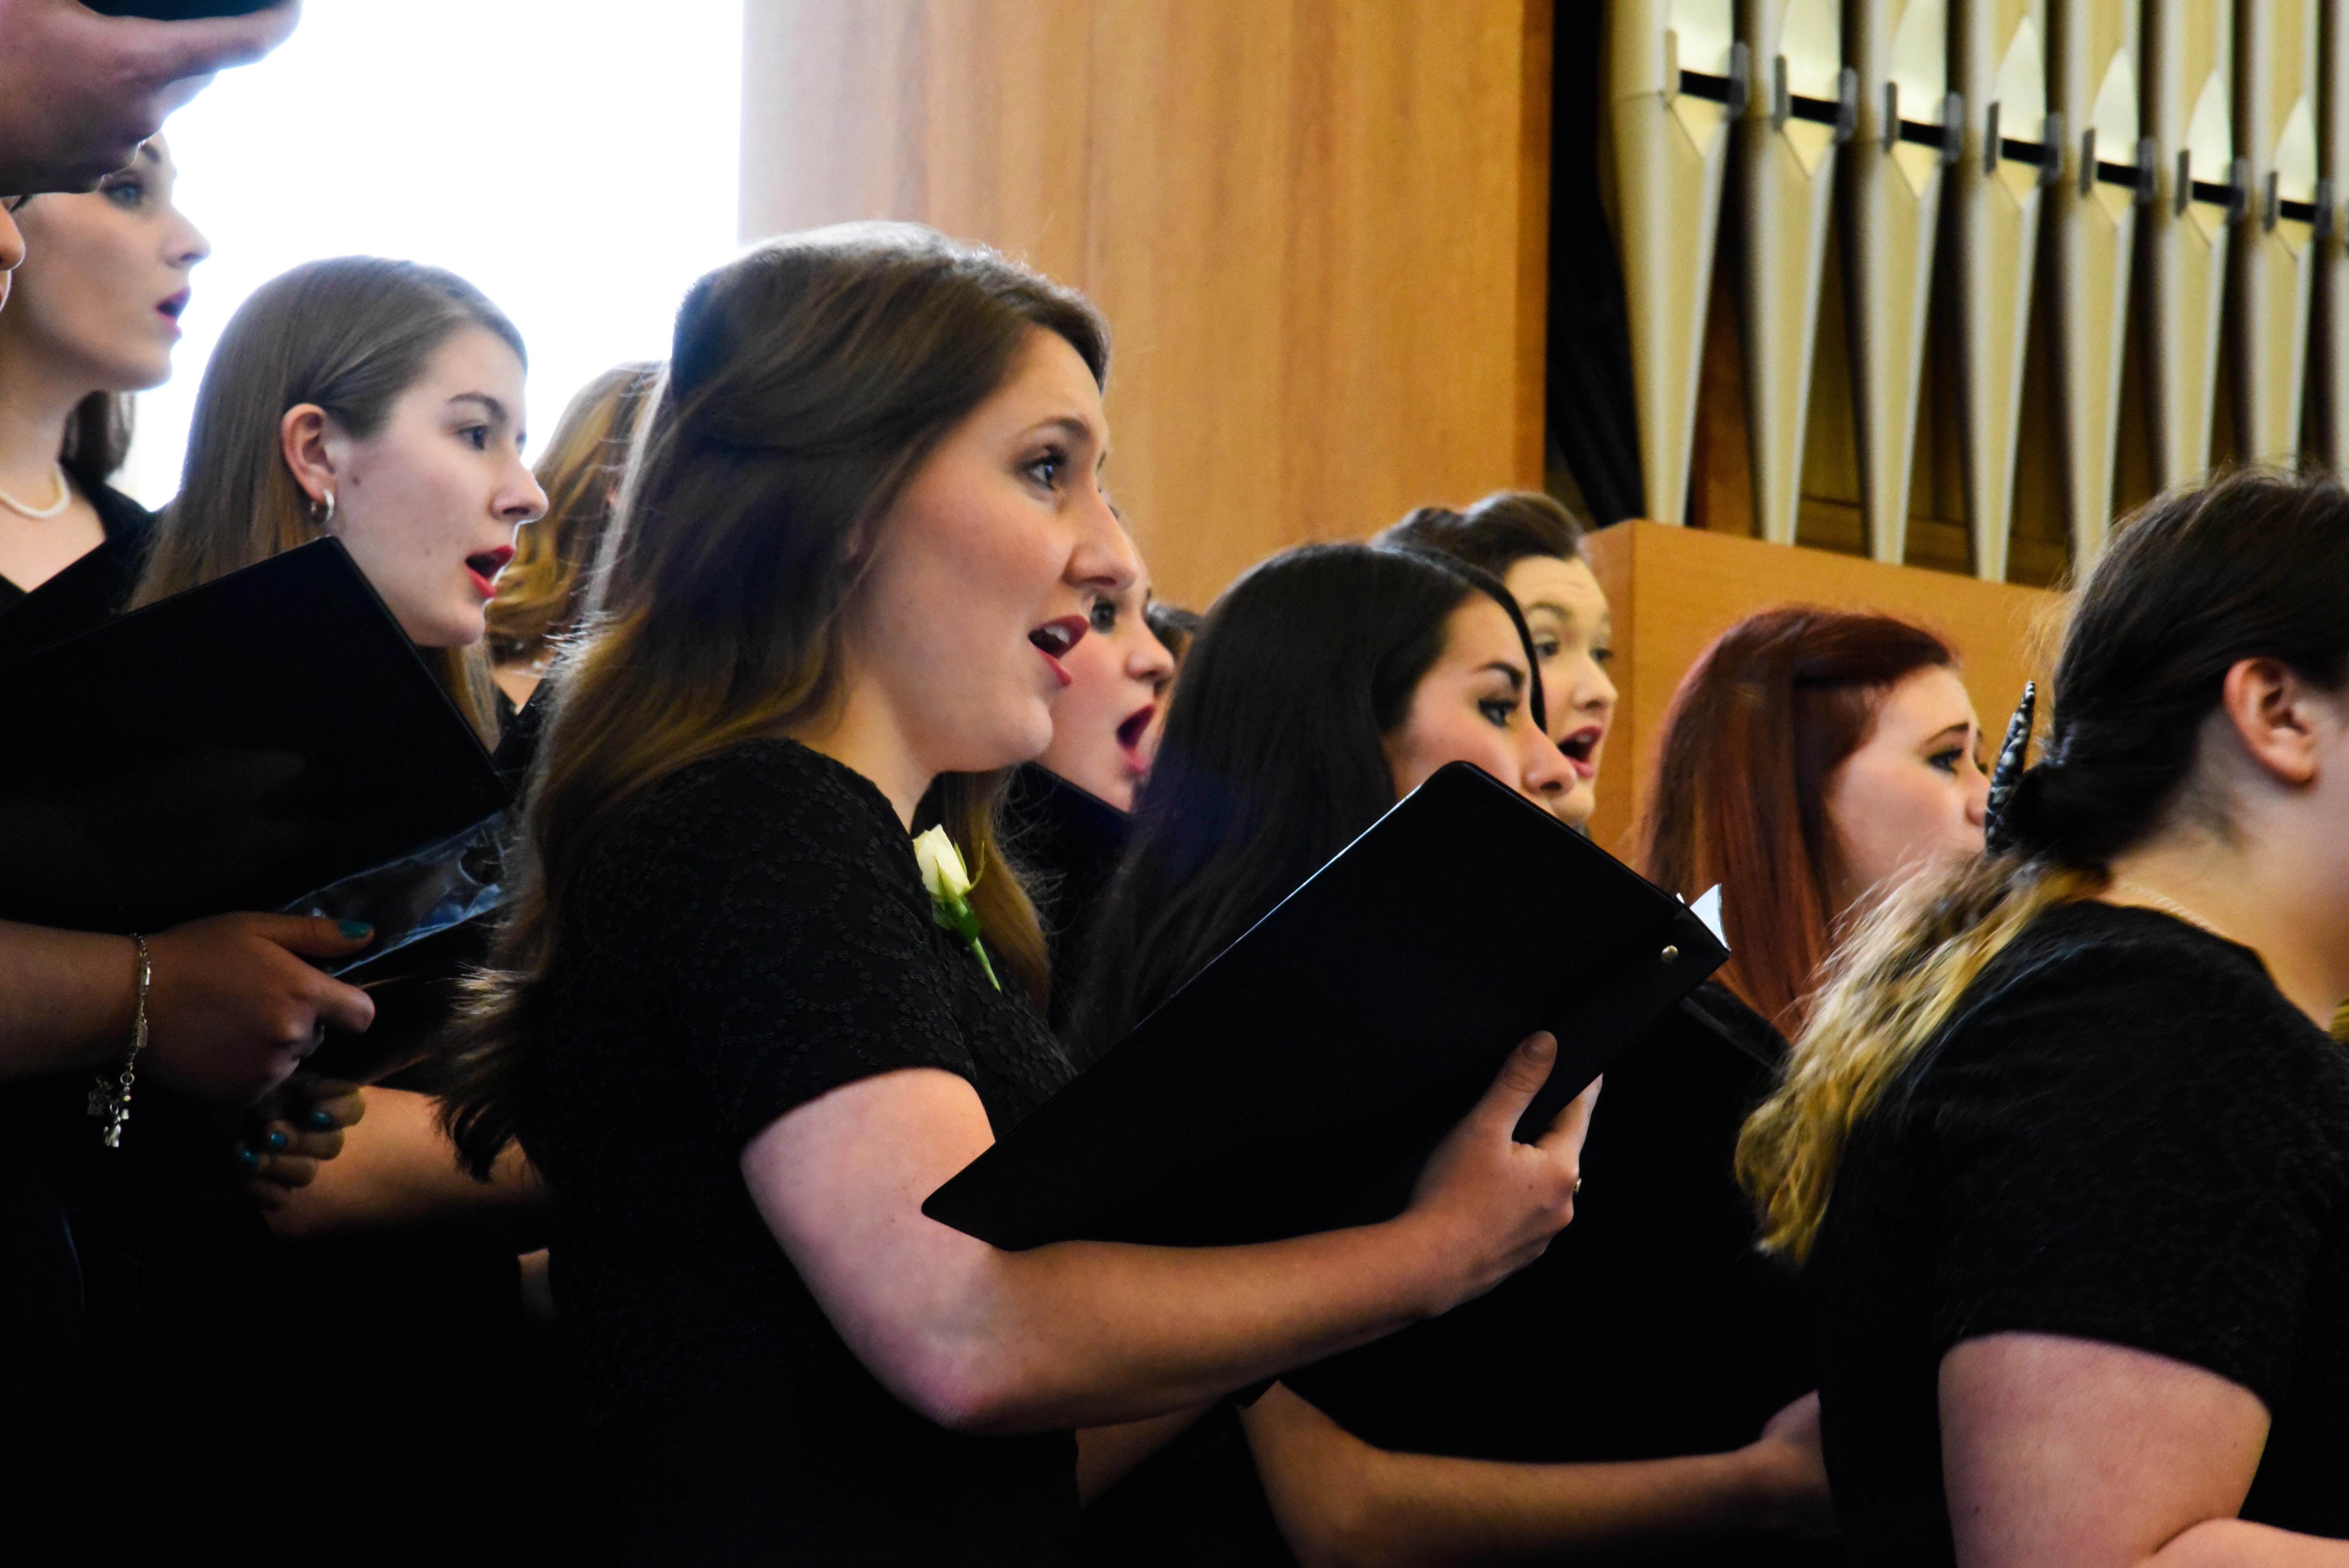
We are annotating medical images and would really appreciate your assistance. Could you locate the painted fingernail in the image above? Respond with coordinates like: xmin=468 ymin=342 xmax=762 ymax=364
xmin=305 ymin=1108 xmax=334 ymax=1131
xmin=264 ymin=1128 xmax=290 ymax=1152
xmin=234 ymin=1144 xmax=260 ymax=1169
xmin=337 ymin=920 xmax=372 ymax=939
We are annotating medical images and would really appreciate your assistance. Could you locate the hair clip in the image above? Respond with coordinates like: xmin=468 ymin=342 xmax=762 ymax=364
xmin=1982 ymin=681 xmax=2035 ymax=855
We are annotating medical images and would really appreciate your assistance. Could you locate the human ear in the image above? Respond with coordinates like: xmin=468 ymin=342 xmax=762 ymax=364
xmin=278 ymin=404 xmax=338 ymax=510
xmin=2219 ymin=657 xmax=2324 ymax=787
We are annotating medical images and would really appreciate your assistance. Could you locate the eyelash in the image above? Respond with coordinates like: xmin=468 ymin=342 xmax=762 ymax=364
xmin=102 ymin=180 xmax=144 ymax=210
xmin=1532 ymin=638 xmax=1615 ymax=670
xmin=1479 ymin=698 xmax=1516 ymax=727
xmin=1928 ymin=747 xmax=1964 ymax=774
xmin=1023 ymin=446 xmax=1069 ymax=490
xmin=461 ymin=425 xmax=491 ymax=452
xmin=1089 ymin=598 xmax=1118 ymax=634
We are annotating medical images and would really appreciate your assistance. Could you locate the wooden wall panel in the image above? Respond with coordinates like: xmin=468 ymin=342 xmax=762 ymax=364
xmin=740 ymin=0 xmax=1551 ymax=610
xmin=1584 ymin=520 xmax=2060 ymax=864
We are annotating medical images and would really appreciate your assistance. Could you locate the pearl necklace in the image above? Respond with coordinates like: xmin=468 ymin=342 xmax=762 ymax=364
xmin=0 ymin=463 xmax=71 ymax=520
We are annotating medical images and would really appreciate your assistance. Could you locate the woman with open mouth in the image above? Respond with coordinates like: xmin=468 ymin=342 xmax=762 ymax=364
xmin=0 ymin=137 xmax=205 ymax=638
xmin=1378 ymin=491 xmax=1615 ymax=830
xmin=1005 ymin=553 xmax=1178 ymax=1029
xmin=120 ymin=256 xmax=563 ymax=1563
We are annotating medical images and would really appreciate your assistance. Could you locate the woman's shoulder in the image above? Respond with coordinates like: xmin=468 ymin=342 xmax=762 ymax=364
xmin=86 ymin=481 xmax=154 ymax=542
xmin=578 ymin=739 xmax=921 ymax=926
xmin=1922 ymin=898 xmax=2349 ymax=1112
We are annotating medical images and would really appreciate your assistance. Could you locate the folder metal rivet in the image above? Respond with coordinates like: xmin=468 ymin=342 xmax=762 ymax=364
xmin=1661 ymin=945 xmax=1681 ymax=963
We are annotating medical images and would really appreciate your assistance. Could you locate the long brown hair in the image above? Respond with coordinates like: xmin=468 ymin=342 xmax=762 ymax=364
xmin=133 ymin=256 xmax=528 ymax=741
xmin=1640 ymin=607 xmax=1955 ymax=1034
xmin=59 ymin=393 xmax=130 ymax=490
xmin=1739 ymin=468 xmax=2349 ymax=1264
xmin=440 ymin=223 xmax=1108 ymax=1177
xmin=485 ymin=360 xmax=661 ymax=668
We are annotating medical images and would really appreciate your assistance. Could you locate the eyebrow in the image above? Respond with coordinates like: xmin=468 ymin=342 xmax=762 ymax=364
xmin=1925 ymin=722 xmax=1974 ymax=747
xmin=1481 ymin=662 xmax=1527 ymax=692
xmin=449 ymin=393 xmax=511 ymax=424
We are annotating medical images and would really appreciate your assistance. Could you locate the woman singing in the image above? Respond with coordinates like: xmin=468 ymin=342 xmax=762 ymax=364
xmin=439 ymin=223 xmax=1594 ymax=1566
xmin=1739 ymin=467 xmax=2349 ymax=1565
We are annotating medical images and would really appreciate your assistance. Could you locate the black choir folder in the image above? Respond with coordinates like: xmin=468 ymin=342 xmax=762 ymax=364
xmin=924 ymin=761 xmax=1729 ymax=1251
xmin=0 ymin=538 xmax=508 ymax=935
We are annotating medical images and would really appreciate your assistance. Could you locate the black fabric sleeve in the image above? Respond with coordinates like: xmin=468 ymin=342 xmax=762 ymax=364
xmin=607 ymin=753 xmax=980 ymax=1147
xmin=1923 ymin=941 xmax=2346 ymax=1410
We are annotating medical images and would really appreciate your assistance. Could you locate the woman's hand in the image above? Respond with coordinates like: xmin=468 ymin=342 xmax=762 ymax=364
xmin=239 ymin=1078 xmax=365 ymax=1210
xmin=1741 ymin=1391 xmax=1836 ymax=1539
xmin=143 ymin=914 xmax=377 ymax=1105
xmin=1399 ymin=1032 xmax=1595 ymax=1312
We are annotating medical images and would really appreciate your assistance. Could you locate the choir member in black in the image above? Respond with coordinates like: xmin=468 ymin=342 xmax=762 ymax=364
xmin=486 ymin=359 xmax=660 ymax=714
xmin=1738 ymin=467 xmax=2349 ymax=1565
xmin=1375 ymin=490 xmax=1616 ymax=824
xmin=435 ymin=222 xmax=1597 ymax=1567
xmin=113 ymin=255 xmax=564 ymax=1566
xmin=1072 ymin=543 xmax=1831 ymax=1566
xmin=1003 ymin=538 xmax=1175 ymax=1028
xmin=0 ymin=139 xmax=199 ymax=647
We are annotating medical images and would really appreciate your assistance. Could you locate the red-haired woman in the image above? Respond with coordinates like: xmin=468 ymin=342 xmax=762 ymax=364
xmin=1641 ymin=606 xmax=1993 ymax=1036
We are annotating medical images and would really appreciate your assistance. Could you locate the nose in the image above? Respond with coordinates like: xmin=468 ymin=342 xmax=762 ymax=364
xmin=1520 ymin=723 xmax=1573 ymax=804
xmin=1070 ymin=502 xmax=1140 ymax=600
xmin=499 ymin=459 xmax=549 ymax=527
xmin=1964 ymin=766 xmax=1991 ymax=827
xmin=170 ymin=211 xmax=211 ymax=269
xmin=1130 ymin=613 xmax=1177 ymax=682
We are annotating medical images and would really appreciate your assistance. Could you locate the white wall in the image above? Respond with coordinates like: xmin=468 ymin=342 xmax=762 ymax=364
xmin=119 ymin=0 xmax=744 ymax=508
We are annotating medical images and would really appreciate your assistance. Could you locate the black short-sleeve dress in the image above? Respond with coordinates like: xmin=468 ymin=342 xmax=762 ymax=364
xmin=1811 ymin=901 xmax=2349 ymax=1566
xmin=529 ymin=738 xmax=1080 ymax=1566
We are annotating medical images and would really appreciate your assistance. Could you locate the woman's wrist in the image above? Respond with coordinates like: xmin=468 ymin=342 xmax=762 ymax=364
xmin=1375 ymin=1207 xmax=1477 ymax=1322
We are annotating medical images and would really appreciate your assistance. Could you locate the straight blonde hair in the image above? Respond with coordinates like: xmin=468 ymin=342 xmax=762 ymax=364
xmin=135 ymin=256 xmax=528 ymax=743
xmin=439 ymin=223 xmax=1109 ymax=1177
xmin=1739 ymin=468 xmax=2349 ymax=1264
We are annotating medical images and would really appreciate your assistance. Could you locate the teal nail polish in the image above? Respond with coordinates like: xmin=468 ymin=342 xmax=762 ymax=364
xmin=305 ymin=1108 xmax=334 ymax=1131
xmin=264 ymin=1128 xmax=289 ymax=1152
xmin=234 ymin=1145 xmax=260 ymax=1169
xmin=337 ymin=920 xmax=372 ymax=939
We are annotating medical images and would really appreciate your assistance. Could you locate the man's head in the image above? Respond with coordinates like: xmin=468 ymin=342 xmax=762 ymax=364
xmin=0 ymin=0 xmax=298 ymax=196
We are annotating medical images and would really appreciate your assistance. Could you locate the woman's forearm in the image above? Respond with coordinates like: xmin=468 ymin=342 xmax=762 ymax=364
xmin=2159 ymin=1522 xmax=2349 ymax=1566
xmin=1242 ymin=1383 xmax=1812 ymax=1568
xmin=0 ymin=921 xmax=133 ymax=1077
xmin=265 ymin=1086 xmax=545 ymax=1239
xmin=1076 ymin=1404 xmax=1212 ymax=1503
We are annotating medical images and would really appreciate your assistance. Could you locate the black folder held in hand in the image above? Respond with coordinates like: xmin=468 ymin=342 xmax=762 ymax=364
xmin=923 ymin=761 xmax=1728 ymax=1251
xmin=0 ymin=538 xmax=508 ymax=934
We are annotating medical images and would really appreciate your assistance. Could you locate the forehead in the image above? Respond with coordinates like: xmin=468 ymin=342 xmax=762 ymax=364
xmin=978 ymin=328 xmax=1107 ymax=429
xmin=1505 ymin=554 xmax=1607 ymax=621
xmin=400 ymin=325 xmax=527 ymax=404
xmin=1440 ymin=594 xmax=1528 ymax=666
xmin=1872 ymin=665 xmax=1975 ymax=739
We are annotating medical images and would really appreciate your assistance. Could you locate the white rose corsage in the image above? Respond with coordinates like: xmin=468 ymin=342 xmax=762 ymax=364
xmin=912 ymin=826 xmax=1001 ymax=992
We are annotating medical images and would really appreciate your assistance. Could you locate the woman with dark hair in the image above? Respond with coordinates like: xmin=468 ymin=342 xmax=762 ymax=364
xmin=1740 ymin=468 xmax=2349 ymax=1565
xmin=436 ymin=223 xmax=1593 ymax=1566
xmin=1643 ymin=607 xmax=1989 ymax=1035
xmin=1377 ymin=489 xmax=1615 ymax=826
xmin=1077 ymin=546 xmax=1834 ymax=1568
xmin=0 ymin=138 xmax=199 ymax=628
xmin=487 ymin=358 xmax=661 ymax=712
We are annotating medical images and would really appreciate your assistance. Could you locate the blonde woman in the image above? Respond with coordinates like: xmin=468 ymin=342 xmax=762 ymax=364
xmin=486 ymin=359 xmax=660 ymax=711
xmin=1739 ymin=467 xmax=2349 ymax=1566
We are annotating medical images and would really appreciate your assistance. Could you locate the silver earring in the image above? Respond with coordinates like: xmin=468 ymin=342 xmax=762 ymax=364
xmin=311 ymin=490 xmax=336 ymax=528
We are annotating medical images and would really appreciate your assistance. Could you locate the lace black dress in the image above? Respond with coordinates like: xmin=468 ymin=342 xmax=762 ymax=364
xmin=528 ymin=739 xmax=1080 ymax=1566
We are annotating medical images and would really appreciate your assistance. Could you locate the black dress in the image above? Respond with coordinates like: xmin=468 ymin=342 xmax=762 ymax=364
xmin=0 ymin=480 xmax=153 ymax=658
xmin=1085 ymin=983 xmax=1828 ymax=1568
xmin=529 ymin=739 xmax=1081 ymax=1565
xmin=999 ymin=762 xmax=1130 ymax=1037
xmin=1811 ymin=902 xmax=2349 ymax=1566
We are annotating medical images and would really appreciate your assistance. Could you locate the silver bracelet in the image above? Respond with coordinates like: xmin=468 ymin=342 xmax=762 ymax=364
xmin=87 ymin=934 xmax=150 ymax=1149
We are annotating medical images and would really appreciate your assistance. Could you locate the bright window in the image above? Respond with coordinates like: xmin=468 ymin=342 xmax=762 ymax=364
xmin=120 ymin=0 xmax=744 ymax=506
